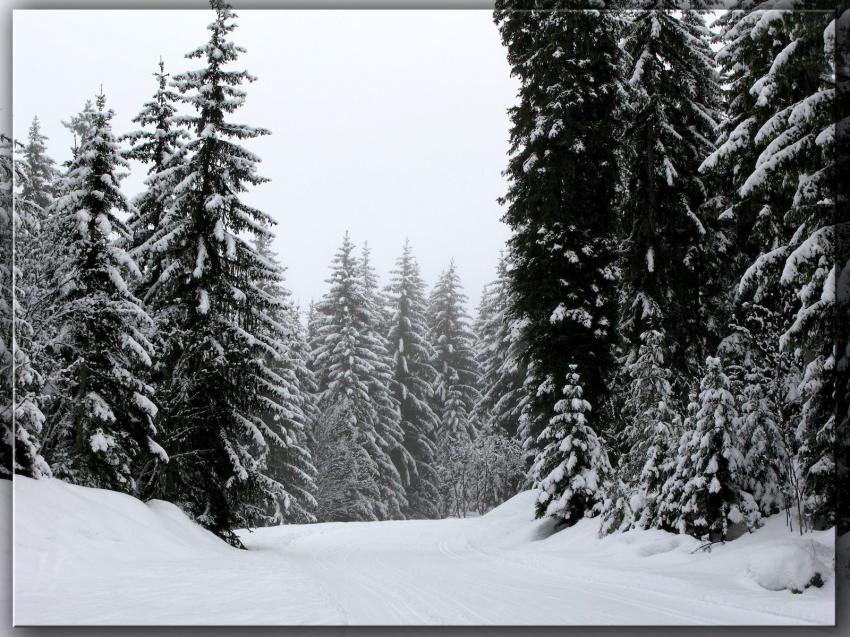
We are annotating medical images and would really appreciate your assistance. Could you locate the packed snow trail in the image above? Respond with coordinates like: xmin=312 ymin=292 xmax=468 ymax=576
xmin=12 ymin=478 xmax=835 ymax=625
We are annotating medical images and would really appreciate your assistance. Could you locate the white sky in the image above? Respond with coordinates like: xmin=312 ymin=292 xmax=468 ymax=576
xmin=13 ymin=9 xmax=518 ymax=311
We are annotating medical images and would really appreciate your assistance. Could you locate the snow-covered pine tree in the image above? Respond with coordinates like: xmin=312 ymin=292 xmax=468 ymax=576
xmin=620 ymin=5 xmax=722 ymax=383
xmin=385 ymin=239 xmax=441 ymax=519
xmin=474 ymin=254 xmax=528 ymax=439
xmin=701 ymin=5 xmax=798 ymax=284
xmin=493 ymin=3 xmax=624 ymax=489
xmin=613 ymin=330 xmax=681 ymax=531
xmin=530 ymin=365 xmax=612 ymax=525
xmin=359 ymin=242 xmax=391 ymax=338
xmin=713 ymin=6 xmax=835 ymax=529
xmin=427 ymin=261 xmax=481 ymax=448
xmin=143 ymin=2 xmax=301 ymax=542
xmin=19 ymin=117 xmax=57 ymax=214
xmin=720 ymin=302 xmax=791 ymax=517
xmin=253 ymin=232 xmax=318 ymax=524
xmin=0 ymin=135 xmax=51 ymax=479
xmin=358 ymin=241 xmax=413 ymax=500
xmin=123 ymin=59 xmax=185 ymax=295
xmin=835 ymin=9 xmax=850 ymax=538
xmin=0 ymin=136 xmax=14 ymax=477
xmin=747 ymin=9 xmax=836 ymax=530
xmin=38 ymin=94 xmax=163 ymax=493
xmin=16 ymin=118 xmax=60 ymax=344
xmin=664 ymin=357 xmax=759 ymax=540
xmin=311 ymin=232 xmax=407 ymax=521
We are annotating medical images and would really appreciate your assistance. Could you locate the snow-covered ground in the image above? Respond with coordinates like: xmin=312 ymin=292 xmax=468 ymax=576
xmin=12 ymin=477 xmax=835 ymax=626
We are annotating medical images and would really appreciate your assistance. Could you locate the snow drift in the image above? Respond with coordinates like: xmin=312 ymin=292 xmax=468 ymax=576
xmin=13 ymin=477 xmax=836 ymax=625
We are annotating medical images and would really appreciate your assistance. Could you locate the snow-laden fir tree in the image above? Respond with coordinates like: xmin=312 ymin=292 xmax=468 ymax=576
xmin=253 ymin=232 xmax=318 ymax=524
xmin=358 ymin=241 xmax=413 ymax=498
xmin=474 ymin=254 xmax=528 ymax=439
xmin=715 ymin=7 xmax=836 ymax=528
xmin=123 ymin=59 xmax=185 ymax=295
xmin=38 ymin=95 xmax=163 ymax=493
xmin=359 ymin=242 xmax=391 ymax=338
xmin=747 ymin=9 xmax=836 ymax=530
xmin=659 ymin=357 xmax=759 ymax=540
xmin=493 ymin=3 xmax=624 ymax=490
xmin=609 ymin=330 xmax=681 ymax=531
xmin=310 ymin=232 xmax=407 ymax=521
xmin=19 ymin=117 xmax=57 ymax=214
xmin=142 ymin=2 xmax=302 ymax=541
xmin=700 ymin=4 xmax=798 ymax=282
xmin=719 ymin=302 xmax=791 ymax=517
xmin=16 ymin=118 xmax=60 ymax=342
xmin=620 ymin=5 xmax=722 ymax=383
xmin=0 ymin=136 xmax=14 ymax=476
xmin=531 ymin=365 xmax=612 ymax=524
xmin=0 ymin=136 xmax=51 ymax=479
xmin=384 ymin=240 xmax=441 ymax=519
xmin=427 ymin=261 xmax=480 ymax=448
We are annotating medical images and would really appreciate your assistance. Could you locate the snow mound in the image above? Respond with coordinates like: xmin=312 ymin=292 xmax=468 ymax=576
xmin=747 ymin=541 xmax=830 ymax=593
xmin=14 ymin=476 xmax=230 ymax=561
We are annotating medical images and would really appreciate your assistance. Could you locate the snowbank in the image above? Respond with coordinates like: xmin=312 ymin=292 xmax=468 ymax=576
xmin=746 ymin=543 xmax=829 ymax=593
xmin=12 ymin=479 xmax=837 ymax=625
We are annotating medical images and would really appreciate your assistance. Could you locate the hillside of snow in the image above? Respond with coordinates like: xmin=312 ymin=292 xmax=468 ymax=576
xmin=12 ymin=477 xmax=836 ymax=626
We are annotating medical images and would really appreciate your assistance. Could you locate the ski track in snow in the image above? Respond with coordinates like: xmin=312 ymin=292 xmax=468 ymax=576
xmin=11 ymin=478 xmax=836 ymax=626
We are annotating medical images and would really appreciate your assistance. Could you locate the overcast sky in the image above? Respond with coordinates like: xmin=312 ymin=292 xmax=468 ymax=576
xmin=13 ymin=9 xmax=517 ymax=311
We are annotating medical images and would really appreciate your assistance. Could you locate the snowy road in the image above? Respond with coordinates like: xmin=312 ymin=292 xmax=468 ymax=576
xmin=241 ymin=510 xmax=831 ymax=626
xmin=12 ymin=478 xmax=836 ymax=626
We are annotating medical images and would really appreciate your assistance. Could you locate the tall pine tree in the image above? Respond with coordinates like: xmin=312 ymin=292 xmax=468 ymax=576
xmin=494 ymin=2 xmax=625 ymax=522
xmin=428 ymin=261 xmax=480 ymax=447
xmin=143 ymin=2 xmax=301 ymax=542
xmin=385 ymin=240 xmax=441 ymax=519
xmin=0 ymin=135 xmax=51 ymax=479
xmin=40 ymin=95 xmax=163 ymax=493
xmin=620 ymin=5 xmax=722 ymax=381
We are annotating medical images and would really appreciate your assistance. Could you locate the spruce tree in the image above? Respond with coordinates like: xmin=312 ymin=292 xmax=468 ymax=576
xmin=0 ymin=136 xmax=51 ymax=479
xmin=530 ymin=365 xmax=612 ymax=524
xmin=712 ymin=7 xmax=836 ymax=528
xmin=123 ymin=59 xmax=185 ymax=295
xmin=359 ymin=241 xmax=412 ymax=499
xmin=40 ymin=95 xmax=163 ymax=493
xmin=427 ymin=261 xmax=480 ymax=448
xmin=311 ymin=232 xmax=407 ymax=520
xmin=385 ymin=240 xmax=441 ymax=519
xmin=758 ymin=10 xmax=835 ymax=530
xmin=618 ymin=330 xmax=681 ymax=530
xmin=662 ymin=357 xmax=759 ymax=540
xmin=253 ymin=233 xmax=318 ymax=524
xmin=474 ymin=254 xmax=528 ymax=439
xmin=16 ymin=118 xmax=60 ymax=346
xmin=19 ymin=117 xmax=57 ymax=214
xmin=720 ymin=302 xmax=790 ymax=516
xmin=620 ymin=6 xmax=722 ymax=381
xmin=0 ymin=136 xmax=13 ymax=476
xmin=493 ymin=3 xmax=624 ymax=495
xmin=144 ymin=2 xmax=301 ymax=541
